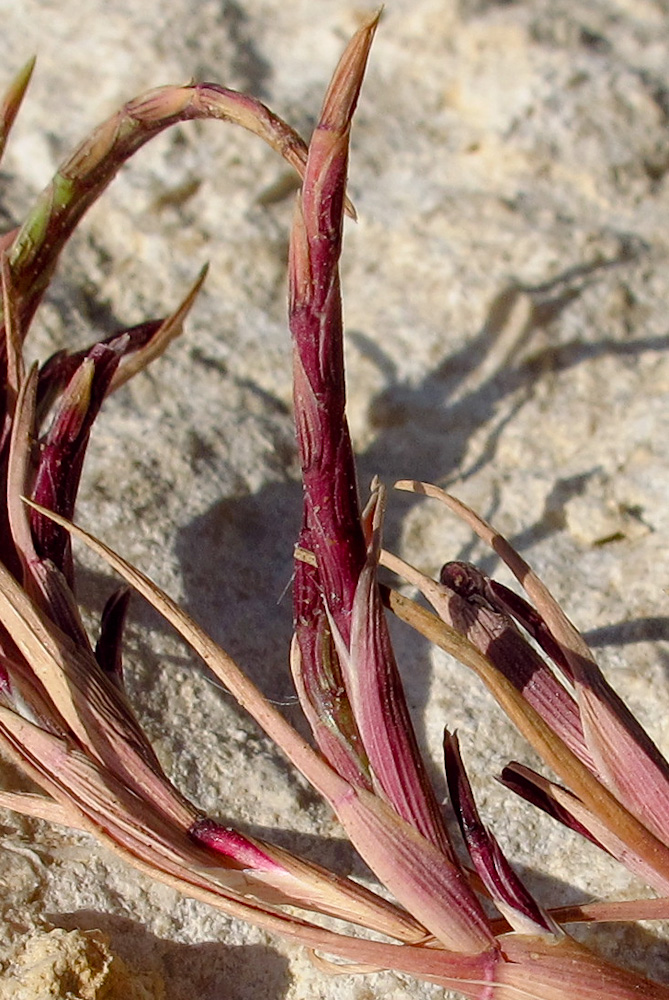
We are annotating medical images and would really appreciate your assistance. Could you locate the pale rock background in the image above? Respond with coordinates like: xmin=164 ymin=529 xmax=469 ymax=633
xmin=0 ymin=0 xmax=668 ymax=997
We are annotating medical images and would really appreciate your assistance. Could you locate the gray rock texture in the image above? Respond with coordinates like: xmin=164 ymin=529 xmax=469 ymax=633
xmin=0 ymin=1 xmax=668 ymax=997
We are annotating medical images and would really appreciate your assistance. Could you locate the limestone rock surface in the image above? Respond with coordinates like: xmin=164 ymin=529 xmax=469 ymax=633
xmin=1 ymin=1 xmax=669 ymax=997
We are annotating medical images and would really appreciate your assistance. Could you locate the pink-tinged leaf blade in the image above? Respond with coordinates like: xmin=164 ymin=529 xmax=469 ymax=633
xmin=439 ymin=561 xmax=593 ymax=771
xmin=190 ymin=817 xmax=427 ymax=941
xmin=379 ymin=575 xmax=669 ymax=885
xmin=35 ymin=304 xmax=185 ymax=426
xmin=380 ymin=550 xmax=593 ymax=774
xmin=396 ymin=481 xmax=669 ymax=863
xmin=501 ymin=762 xmax=669 ymax=895
xmin=289 ymin=626 xmax=373 ymax=791
xmin=577 ymin=687 xmax=669 ymax=849
xmin=0 ymin=702 xmax=427 ymax=955
xmin=444 ymin=731 xmax=560 ymax=937
xmin=550 ymin=896 xmax=669 ymax=925
xmin=30 ymin=341 xmax=124 ymax=582
xmin=445 ymin=563 xmax=669 ymax=852
xmin=5 ymin=365 xmax=92 ymax=647
xmin=333 ymin=781 xmax=496 ymax=954
xmin=342 ymin=485 xmax=457 ymax=857
xmin=500 ymin=762 xmax=604 ymax=849
xmin=37 ymin=320 xmax=158 ymax=421
xmin=484 ymin=577 xmax=574 ymax=682
xmin=496 ymin=934 xmax=669 ymax=1000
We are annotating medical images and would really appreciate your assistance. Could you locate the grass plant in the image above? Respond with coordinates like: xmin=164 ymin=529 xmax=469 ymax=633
xmin=0 ymin=13 xmax=668 ymax=999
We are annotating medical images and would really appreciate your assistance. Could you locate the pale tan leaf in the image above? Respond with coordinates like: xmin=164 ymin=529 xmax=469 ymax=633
xmin=0 ymin=789 xmax=78 ymax=828
xmin=6 ymin=365 xmax=37 ymax=572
